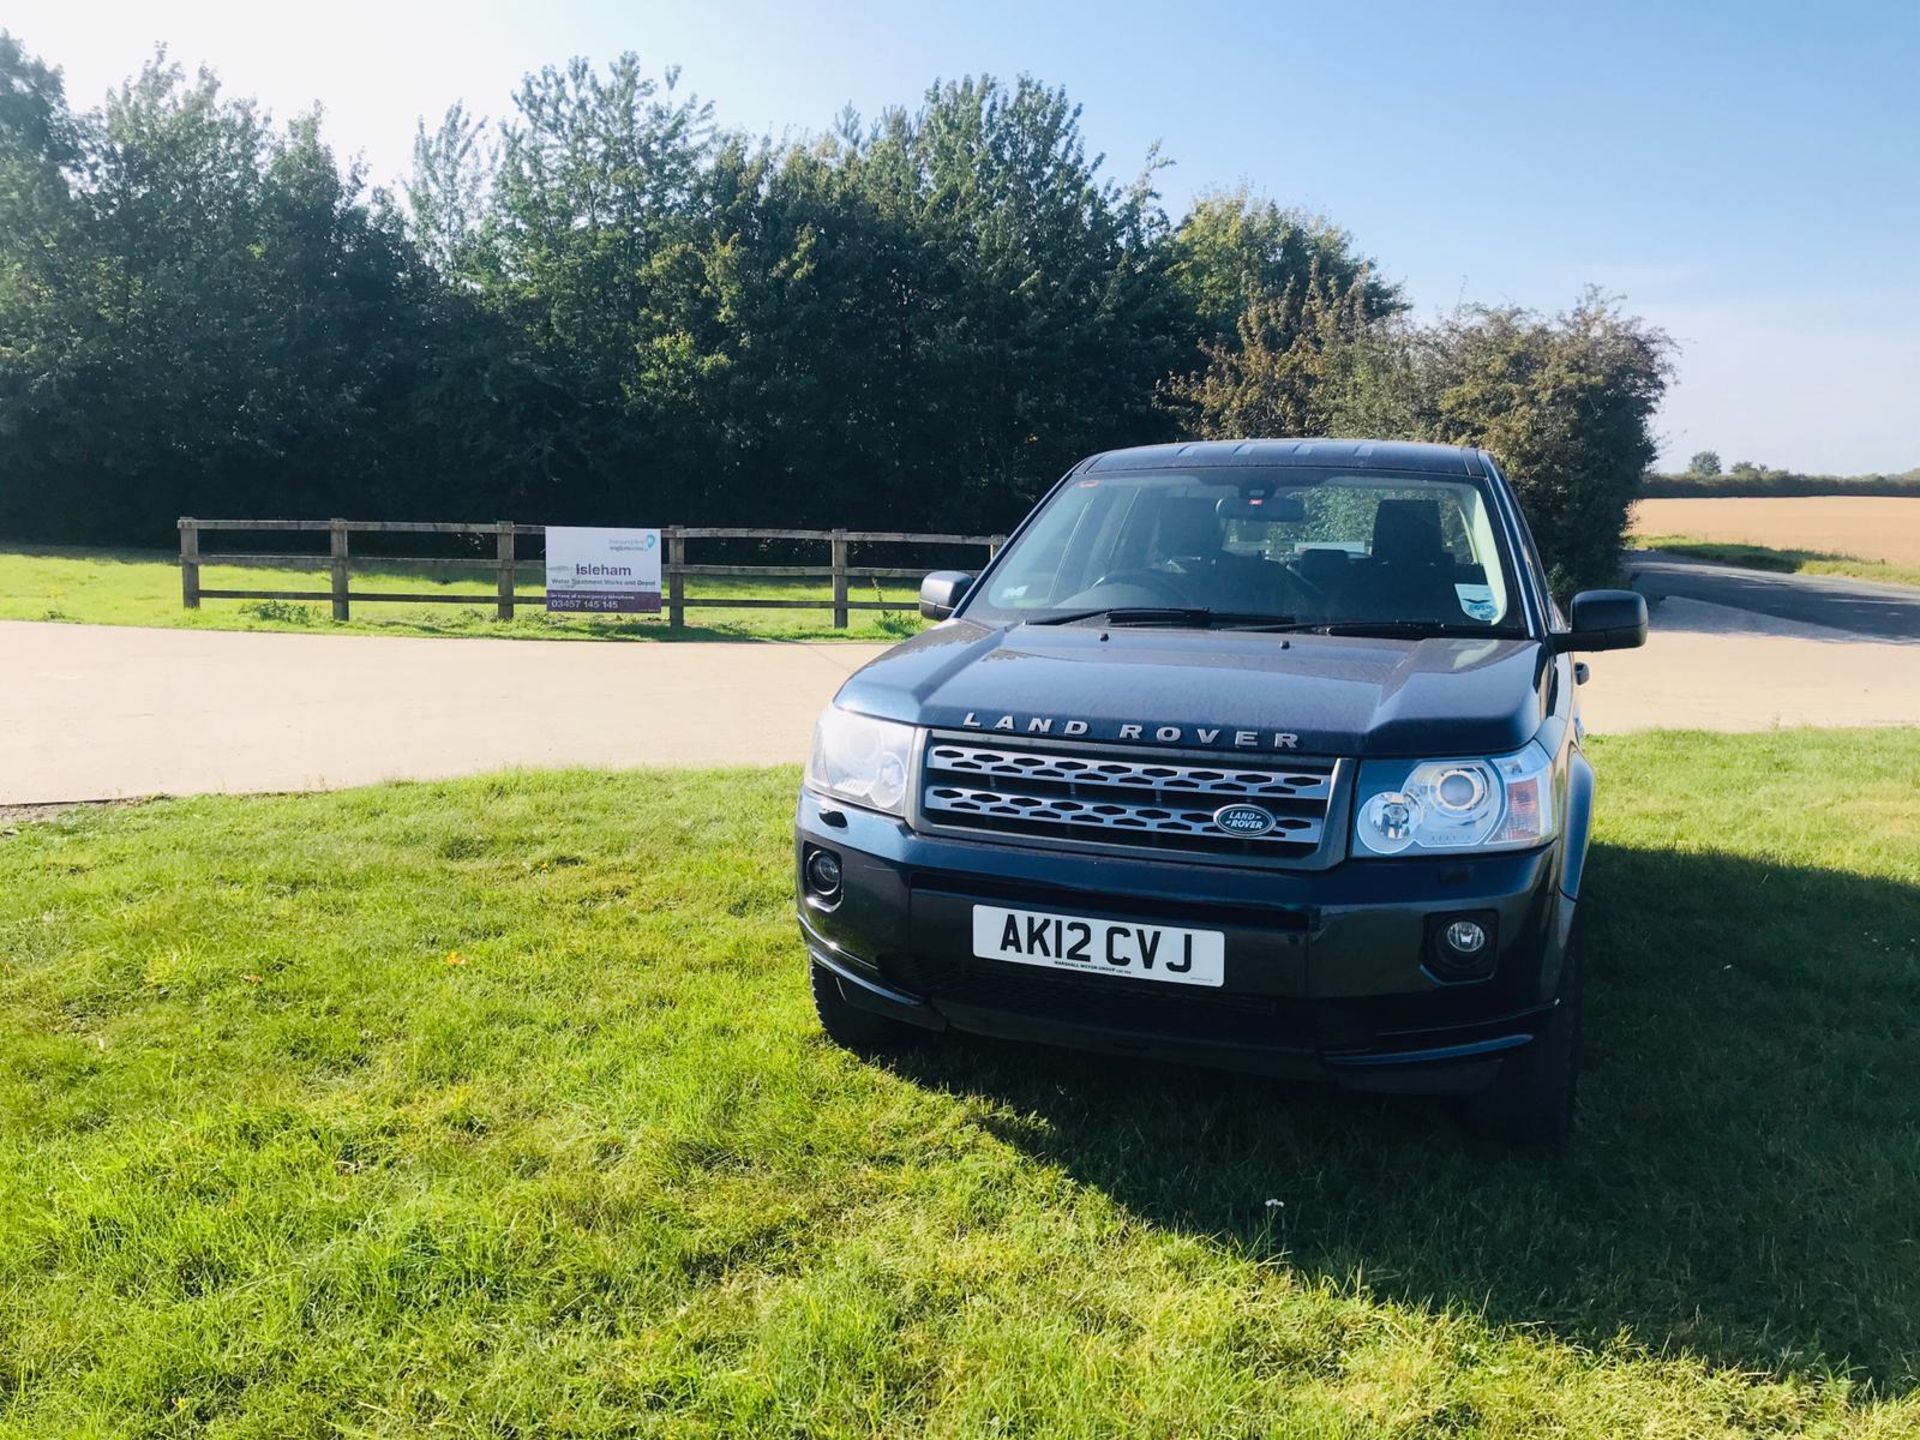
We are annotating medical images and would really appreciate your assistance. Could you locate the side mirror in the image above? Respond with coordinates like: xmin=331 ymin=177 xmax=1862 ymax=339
xmin=919 ymin=570 xmax=974 ymax=621
xmin=1554 ymin=589 xmax=1648 ymax=652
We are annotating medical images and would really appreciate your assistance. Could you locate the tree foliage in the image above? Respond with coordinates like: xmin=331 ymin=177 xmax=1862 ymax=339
xmin=1166 ymin=188 xmax=1401 ymax=344
xmin=1417 ymin=293 xmax=1674 ymax=593
xmin=0 ymin=35 xmax=1673 ymax=591
xmin=1167 ymin=282 xmax=1673 ymax=591
xmin=1163 ymin=262 xmax=1399 ymax=440
xmin=1642 ymin=463 xmax=1920 ymax=498
xmin=0 ymin=42 xmax=438 ymax=541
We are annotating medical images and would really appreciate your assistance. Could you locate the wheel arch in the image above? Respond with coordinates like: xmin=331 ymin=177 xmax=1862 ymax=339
xmin=1559 ymin=746 xmax=1596 ymax=901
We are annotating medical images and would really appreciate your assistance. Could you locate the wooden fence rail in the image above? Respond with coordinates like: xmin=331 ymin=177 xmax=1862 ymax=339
xmin=177 ymin=518 xmax=1005 ymax=628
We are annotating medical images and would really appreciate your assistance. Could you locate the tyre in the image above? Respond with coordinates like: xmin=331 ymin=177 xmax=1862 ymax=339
xmin=810 ymin=960 xmax=923 ymax=1052
xmin=1459 ymin=915 xmax=1585 ymax=1148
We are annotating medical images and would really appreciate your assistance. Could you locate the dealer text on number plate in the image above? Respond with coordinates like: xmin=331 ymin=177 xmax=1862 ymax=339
xmin=971 ymin=904 xmax=1225 ymax=988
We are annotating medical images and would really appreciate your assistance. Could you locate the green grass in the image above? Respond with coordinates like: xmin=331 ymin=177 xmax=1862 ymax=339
xmin=0 ymin=545 xmax=925 ymax=642
xmin=1637 ymin=535 xmax=1920 ymax=589
xmin=4 ymin=731 xmax=1919 ymax=1436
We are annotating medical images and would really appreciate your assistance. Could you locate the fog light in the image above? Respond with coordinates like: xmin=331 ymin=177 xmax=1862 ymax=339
xmin=1426 ymin=910 xmax=1498 ymax=981
xmin=804 ymin=848 xmax=843 ymax=899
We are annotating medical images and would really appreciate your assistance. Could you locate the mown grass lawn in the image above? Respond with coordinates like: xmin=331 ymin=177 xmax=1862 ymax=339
xmin=1636 ymin=535 xmax=1920 ymax=590
xmin=3 ymin=731 xmax=1918 ymax=1437
xmin=0 ymin=546 xmax=925 ymax=642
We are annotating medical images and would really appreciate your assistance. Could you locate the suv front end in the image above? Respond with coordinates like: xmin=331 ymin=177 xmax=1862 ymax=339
xmin=794 ymin=440 xmax=1645 ymax=1144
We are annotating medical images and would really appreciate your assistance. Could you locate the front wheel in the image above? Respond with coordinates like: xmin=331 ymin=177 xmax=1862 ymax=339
xmin=810 ymin=961 xmax=924 ymax=1053
xmin=1459 ymin=916 xmax=1585 ymax=1148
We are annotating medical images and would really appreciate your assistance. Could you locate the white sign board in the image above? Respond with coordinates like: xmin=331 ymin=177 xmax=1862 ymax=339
xmin=544 ymin=527 xmax=662 ymax=613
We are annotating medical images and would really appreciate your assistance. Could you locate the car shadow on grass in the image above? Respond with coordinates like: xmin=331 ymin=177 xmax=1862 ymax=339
xmin=883 ymin=843 xmax=1920 ymax=1391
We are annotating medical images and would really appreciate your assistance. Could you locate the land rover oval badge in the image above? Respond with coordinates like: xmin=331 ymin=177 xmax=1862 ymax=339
xmin=1213 ymin=803 xmax=1277 ymax=837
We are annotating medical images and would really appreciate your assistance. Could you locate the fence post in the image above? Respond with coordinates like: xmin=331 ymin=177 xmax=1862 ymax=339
xmin=179 ymin=518 xmax=200 ymax=609
xmin=987 ymin=535 xmax=1005 ymax=562
xmin=831 ymin=529 xmax=849 ymax=630
xmin=329 ymin=519 xmax=350 ymax=622
xmin=666 ymin=527 xmax=685 ymax=628
xmin=495 ymin=521 xmax=516 ymax=621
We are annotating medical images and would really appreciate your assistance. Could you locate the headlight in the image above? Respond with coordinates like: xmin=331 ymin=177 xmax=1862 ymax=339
xmin=805 ymin=707 xmax=915 ymax=816
xmin=1353 ymin=740 xmax=1557 ymax=856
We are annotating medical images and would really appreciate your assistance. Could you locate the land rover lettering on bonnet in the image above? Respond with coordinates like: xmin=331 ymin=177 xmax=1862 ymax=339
xmin=956 ymin=712 xmax=1301 ymax=748
xmin=795 ymin=438 xmax=1646 ymax=1146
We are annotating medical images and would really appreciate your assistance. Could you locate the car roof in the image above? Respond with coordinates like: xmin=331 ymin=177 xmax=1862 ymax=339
xmin=1078 ymin=438 xmax=1488 ymax=477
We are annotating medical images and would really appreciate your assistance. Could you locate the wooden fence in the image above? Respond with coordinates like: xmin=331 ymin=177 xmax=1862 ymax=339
xmin=177 ymin=518 xmax=1004 ymax=628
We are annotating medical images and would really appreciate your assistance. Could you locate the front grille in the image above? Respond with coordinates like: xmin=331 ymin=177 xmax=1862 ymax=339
xmin=918 ymin=736 xmax=1338 ymax=864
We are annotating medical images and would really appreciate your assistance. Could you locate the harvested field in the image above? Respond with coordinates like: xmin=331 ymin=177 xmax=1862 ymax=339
xmin=1632 ymin=496 xmax=1920 ymax=565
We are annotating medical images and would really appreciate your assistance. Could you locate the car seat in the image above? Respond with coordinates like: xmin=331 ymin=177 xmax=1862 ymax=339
xmin=1295 ymin=546 xmax=1355 ymax=594
xmin=1150 ymin=496 xmax=1227 ymax=562
xmin=1353 ymin=498 xmax=1458 ymax=620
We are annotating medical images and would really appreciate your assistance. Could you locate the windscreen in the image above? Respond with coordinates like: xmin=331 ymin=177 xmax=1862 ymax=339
xmin=968 ymin=468 xmax=1519 ymax=632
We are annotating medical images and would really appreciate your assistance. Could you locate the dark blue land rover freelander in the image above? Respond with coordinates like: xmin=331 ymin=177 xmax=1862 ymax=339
xmin=795 ymin=440 xmax=1647 ymax=1145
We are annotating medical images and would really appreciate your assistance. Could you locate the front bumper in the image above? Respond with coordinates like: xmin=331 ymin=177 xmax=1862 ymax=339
xmin=796 ymin=790 xmax=1575 ymax=1095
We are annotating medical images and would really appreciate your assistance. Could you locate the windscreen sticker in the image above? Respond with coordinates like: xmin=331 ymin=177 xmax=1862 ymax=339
xmin=1455 ymin=583 xmax=1498 ymax=622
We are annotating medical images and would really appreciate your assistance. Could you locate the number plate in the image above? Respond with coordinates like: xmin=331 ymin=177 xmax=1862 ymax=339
xmin=970 ymin=904 xmax=1225 ymax=988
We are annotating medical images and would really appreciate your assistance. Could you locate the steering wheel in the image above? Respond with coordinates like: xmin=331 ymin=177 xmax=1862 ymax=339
xmin=1160 ymin=554 xmax=1217 ymax=576
xmin=1084 ymin=567 xmax=1190 ymax=603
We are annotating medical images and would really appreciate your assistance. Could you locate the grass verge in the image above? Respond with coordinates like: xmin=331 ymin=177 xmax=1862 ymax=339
xmin=1637 ymin=535 xmax=1920 ymax=589
xmin=3 ymin=731 xmax=1919 ymax=1435
xmin=0 ymin=545 xmax=925 ymax=642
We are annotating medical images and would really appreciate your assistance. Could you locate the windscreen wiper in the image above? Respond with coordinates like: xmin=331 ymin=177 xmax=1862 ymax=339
xmin=1233 ymin=618 xmax=1488 ymax=637
xmin=1027 ymin=607 xmax=1298 ymax=629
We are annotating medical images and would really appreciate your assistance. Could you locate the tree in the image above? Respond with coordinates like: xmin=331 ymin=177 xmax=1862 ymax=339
xmin=0 ymin=33 xmax=1676 ymax=572
xmin=0 ymin=33 xmax=90 ymax=538
xmin=1168 ymin=285 xmax=1672 ymax=594
xmin=0 ymin=36 xmax=461 ymax=542
xmin=0 ymin=33 xmax=83 ymax=321
xmin=406 ymin=102 xmax=494 ymax=278
xmin=1165 ymin=189 xmax=1402 ymax=346
xmin=624 ymin=74 xmax=1186 ymax=527
xmin=1687 ymin=450 xmax=1722 ymax=478
xmin=1417 ymin=291 xmax=1673 ymax=594
xmin=1161 ymin=261 xmax=1394 ymax=439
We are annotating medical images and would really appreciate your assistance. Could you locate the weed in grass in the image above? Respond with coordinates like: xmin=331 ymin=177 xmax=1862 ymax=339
xmin=238 ymin=598 xmax=319 ymax=625
xmin=869 ymin=578 xmax=922 ymax=640
xmin=1 ymin=733 xmax=1917 ymax=1435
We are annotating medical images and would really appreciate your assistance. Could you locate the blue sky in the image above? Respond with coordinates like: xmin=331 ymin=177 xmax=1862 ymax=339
xmin=12 ymin=0 xmax=1919 ymax=472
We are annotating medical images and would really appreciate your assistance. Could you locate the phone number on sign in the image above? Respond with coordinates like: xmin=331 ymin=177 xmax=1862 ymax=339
xmin=546 ymin=595 xmax=661 ymax=613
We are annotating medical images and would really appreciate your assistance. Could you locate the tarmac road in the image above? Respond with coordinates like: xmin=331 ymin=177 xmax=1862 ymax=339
xmin=1628 ymin=551 xmax=1920 ymax=643
xmin=5 ymin=558 xmax=1918 ymax=804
